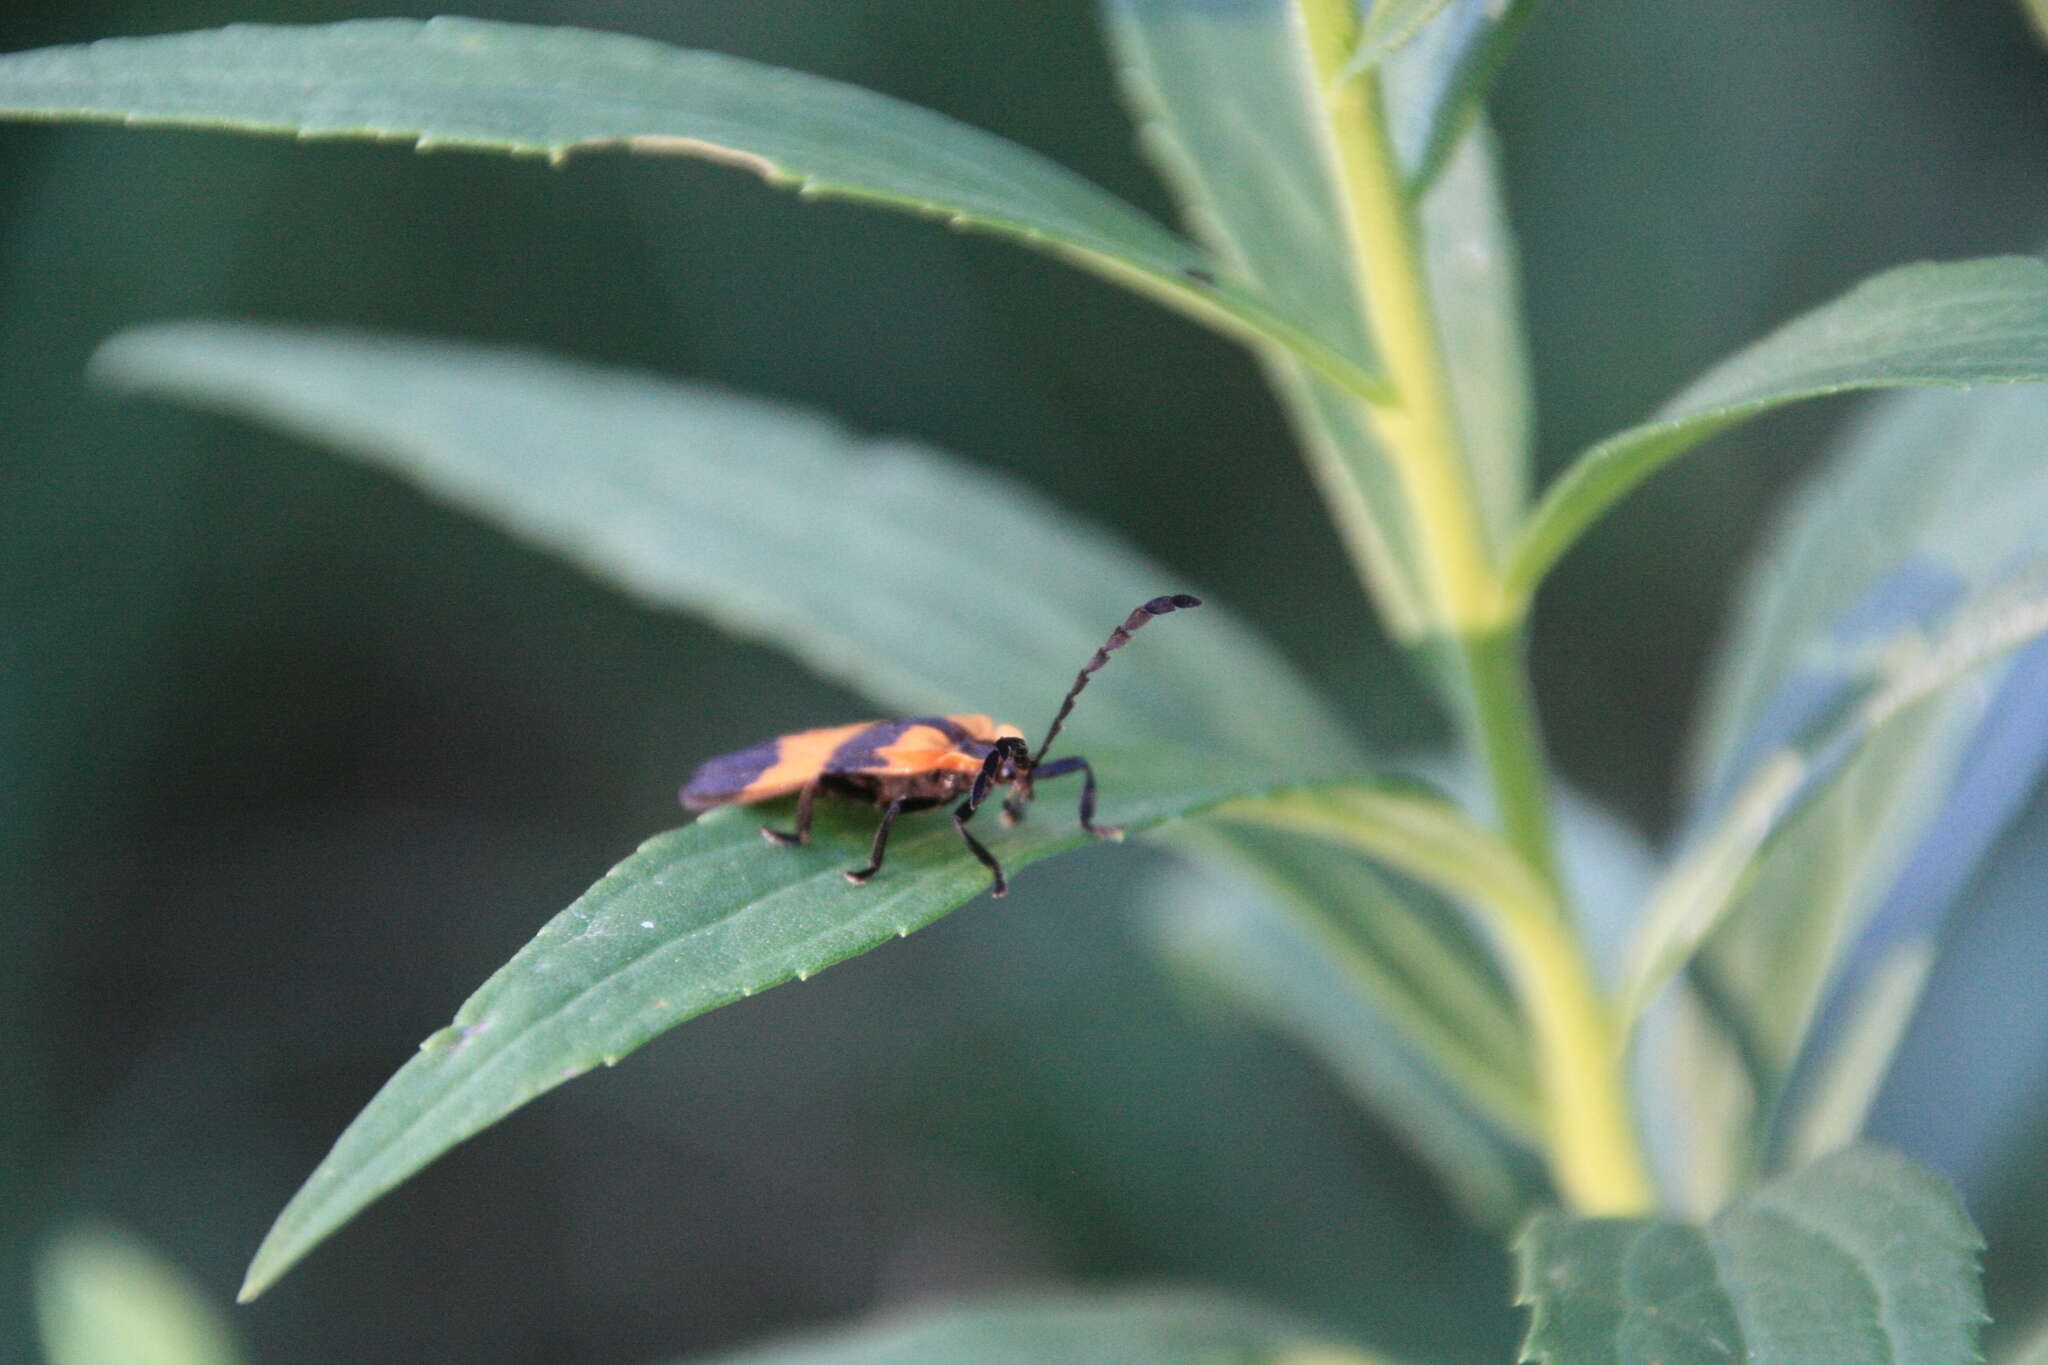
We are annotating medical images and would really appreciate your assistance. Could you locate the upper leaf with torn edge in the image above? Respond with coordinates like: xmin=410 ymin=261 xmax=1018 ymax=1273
xmin=0 ymin=18 xmax=1378 ymax=402
xmin=1105 ymin=0 xmax=1532 ymax=638
xmin=1517 ymin=1145 xmax=1983 ymax=1365
xmin=93 ymin=321 xmax=1357 ymax=770
xmin=1506 ymin=256 xmax=2048 ymax=607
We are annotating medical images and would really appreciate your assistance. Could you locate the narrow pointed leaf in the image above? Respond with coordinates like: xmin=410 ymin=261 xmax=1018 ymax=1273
xmin=1665 ymin=383 xmax=2048 ymax=1200
xmin=1621 ymin=575 xmax=2048 ymax=1028
xmin=0 ymin=18 xmax=1381 ymax=401
xmin=684 ymin=1288 xmax=1391 ymax=1364
xmin=1105 ymin=1 xmax=1532 ymax=637
xmin=1106 ymin=0 xmax=1426 ymax=634
xmin=239 ymin=751 xmax=1362 ymax=1300
xmin=1517 ymin=1145 xmax=1984 ymax=1365
xmin=93 ymin=321 xmax=1357 ymax=768
xmin=1870 ymin=786 xmax=2048 ymax=1195
xmin=96 ymin=320 xmax=1511 ymax=1300
xmin=1423 ymin=124 xmax=1533 ymax=550
xmin=1380 ymin=0 xmax=1538 ymax=191
xmin=1350 ymin=0 xmax=1457 ymax=72
xmin=1507 ymin=256 xmax=2048 ymax=605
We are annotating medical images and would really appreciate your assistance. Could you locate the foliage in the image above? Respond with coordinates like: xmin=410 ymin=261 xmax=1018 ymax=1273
xmin=6 ymin=3 xmax=2048 ymax=1362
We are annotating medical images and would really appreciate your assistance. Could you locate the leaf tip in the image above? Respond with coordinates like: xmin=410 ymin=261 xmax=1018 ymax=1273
xmin=234 ymin=1255 xmax=275 ymax=1304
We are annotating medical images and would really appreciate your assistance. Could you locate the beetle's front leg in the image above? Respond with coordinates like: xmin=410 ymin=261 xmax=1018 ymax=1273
xmin=1029 ymin=755 xmax=1120 ymax=839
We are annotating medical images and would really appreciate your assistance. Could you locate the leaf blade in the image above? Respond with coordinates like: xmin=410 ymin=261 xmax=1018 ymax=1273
xmin=1516 ymin=1146 xmax=1984 ymax=1365
xmin=1104 ymin=0 xmax=1427 ymax=634
xmin=93 ymin=321 xmax=1357 ymax=768
xmin=1104 ymin=2 xmax=1535 ymax=635
xmin=239 ymin=749 xmax=1327 ymax=1300
xmin=1351 ymin=0 xmax=1457 ymax=72
xmin=0 ymin=18 xmax=1381 ymax=400
xmin=1507 ymin=256 xmax=2048 ymax=605
xmin=1621 ymin=577 xmax=2048 ymax=1028
xmin=1663 ymin=383 xmax=2048 ymax=1201
xmin=683 ymin=1287 xmax=1392 ymax=1364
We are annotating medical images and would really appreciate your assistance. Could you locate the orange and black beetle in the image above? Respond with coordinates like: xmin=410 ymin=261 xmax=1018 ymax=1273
xmin=679 ymin=595 xmax=1201 ymax=897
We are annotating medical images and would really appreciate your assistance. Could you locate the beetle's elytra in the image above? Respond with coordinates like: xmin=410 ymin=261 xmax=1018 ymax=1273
xmin=679 ymin=594 xmax=1201 ymax=897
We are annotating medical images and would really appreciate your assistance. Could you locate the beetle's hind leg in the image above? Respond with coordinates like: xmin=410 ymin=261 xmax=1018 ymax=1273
xmin=760 ymin=781 xmax=818 ymax=846
xmin=844 ymin=797 xmax=906 ymax=885
xmin=1030 ymin=755 xmax=1122 ymax=840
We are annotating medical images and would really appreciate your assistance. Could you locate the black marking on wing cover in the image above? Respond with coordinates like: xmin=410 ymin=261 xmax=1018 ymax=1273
xmin=827 ymin=717 xmax=982 ymax=773
xmin=679 ymin=739 xmax=784 ymax=808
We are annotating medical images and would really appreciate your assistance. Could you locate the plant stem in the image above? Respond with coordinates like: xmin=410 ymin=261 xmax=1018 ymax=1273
xmin=1297 ymin=2 xmax=1500 ymax=635
xmin=1460 ymin=625 xmax=1560 ymax=886
xmin=1293 ymin=1 xmax=1556 ymax=876
xmin=1291 ymin=0 xmax=1651 ymax=1213
xmin=1224 ymin=786 xmax=1653 ymax=1212
xmin=1494 ymin=906 xmax=1657 ymax=1213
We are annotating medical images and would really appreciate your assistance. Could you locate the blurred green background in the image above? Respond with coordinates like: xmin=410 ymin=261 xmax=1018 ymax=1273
xmin=5 ymin=2 xmax=2047 ymax=1362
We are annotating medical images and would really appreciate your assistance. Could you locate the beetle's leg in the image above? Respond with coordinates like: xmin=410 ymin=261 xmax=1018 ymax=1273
xmin=1029 ymin=755 xmax=1121 ymax=840
xmin=951 ymin=797 xmax=1008 ymax=899
xmin=1000 ymin=774 xmax=1033 ymax=828
xmin=760 ymin=781 xmax=817 ymax=847
xmin=948 ymin=748 xmax=1012 ymax=896
xmin=843 ymin=796 xmax=906 ymax=885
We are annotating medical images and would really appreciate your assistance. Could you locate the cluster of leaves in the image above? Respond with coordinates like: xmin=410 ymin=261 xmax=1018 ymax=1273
xmin=9 ymin=4 xmax=2048 ymax=1362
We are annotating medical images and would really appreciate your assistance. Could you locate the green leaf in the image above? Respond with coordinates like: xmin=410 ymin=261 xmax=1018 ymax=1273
xmin=1620 ymin=573 xmax=2048 ymax=1029
xmin=93 ymin=321 xmax=1357 ymax=768
xmin=0 ymin=18 xmax=1381 ymax=403
xmin=1516 ymin=1145 xmax=1985 ymax=1365
xmin=1664 ymin=384 xmax=2048 ymax=1202
xmin=1380 ymin=0 xmax=1538 ymax=191
xmin=1506 ymin=256 xmax=2048 ymax=607
xmin=1144 ymin=836 xmax=1543 ymax=1224
xmin=1105 ymin=0 xmax=1425 ymax=635
xmin=35 ymin=1225 xmax=245 ymax=1365
xmin=683 ymin=1288 xmax=1391 ymax=1364
xmin=240 ymin=749 xmax=1346 ymax=1300
xmin=1422 ymin=123 xmax=1533 ymax=552
xmin=1104 ymin=2 xmax=1532 ymax=637
xmin=1351 ymin=0 xmax=1457 ymax=72
xmin=90 ymin=320 xmax=1514 ymax=1299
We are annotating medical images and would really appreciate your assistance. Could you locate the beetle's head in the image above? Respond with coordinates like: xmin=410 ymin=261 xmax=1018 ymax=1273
xmin=990 ymin=735 xmax=1031 ymax=783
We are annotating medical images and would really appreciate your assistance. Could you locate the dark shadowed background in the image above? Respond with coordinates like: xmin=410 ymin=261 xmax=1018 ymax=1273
xmin=6 ymin=2 xmax=2048 ymax=1362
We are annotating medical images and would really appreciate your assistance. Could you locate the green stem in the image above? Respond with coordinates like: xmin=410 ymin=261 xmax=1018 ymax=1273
xmin=1222 ymin=786 xmax=1653 ymax=1213
xmin=1296 ymin=0 xmax=1559 ymax=881
xmin=1290 ymin=0 xmax=1649 ymax=1214
xmin=1460 ymin=625 xmax=1559 ymax=886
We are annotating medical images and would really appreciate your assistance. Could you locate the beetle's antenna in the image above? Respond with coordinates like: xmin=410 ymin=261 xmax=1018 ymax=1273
xmin=1030 ymin=595 xmax=1201 ymax=767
